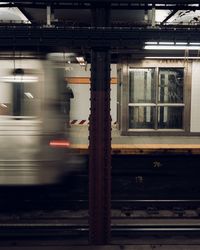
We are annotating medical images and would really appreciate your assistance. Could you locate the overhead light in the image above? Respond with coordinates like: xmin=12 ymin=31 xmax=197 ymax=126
xmin=0 ymin=76 xmax=38 ymax=83
xmin=47 ymin=52 xmax=76 ymax=61
xmin=145 ymin=41 xmax=158 ymax=45
xmin=144 ymin=45 xmax=200 ymax=50
xmin=189 ymin=42 xmax=200 ymax=45
xmin=24 ymin=92 xmax=34 ymax=99
xmin=76 ymin=56 xmax=85 ymax=63
xmin=175 ymin=42 xmax=188 ymax=45
xmin=0 ymin=103 xmax=7 ymax=108
xmin=76 ymin=56 xmax=87 ymax=67
xmin=159 ymin=42 xmax=174 ymax=45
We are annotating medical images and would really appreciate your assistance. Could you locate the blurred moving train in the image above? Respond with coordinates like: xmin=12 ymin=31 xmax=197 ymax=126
xmin=0 ymin=55 xmax=78 ymax=185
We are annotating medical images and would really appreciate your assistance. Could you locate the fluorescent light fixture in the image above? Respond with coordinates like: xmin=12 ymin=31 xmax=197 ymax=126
xmin=145 ymin=41 xmax=158 ymax=45
xmin=189 ymin=42 xmax=200 ymax=45
xmin=0 ymin=4 xmax=31 ymax=23
xmin=24 ymin=92 xmax=34 ymax=99
xmin=188 ymin=4 xmax=199 ymax=6
xmin=47 ymin=52 xmax=76 ymax=61
xmin=155 ymin=10 xmax=170 ymax=23
xmin=0 ymin=103 xmax=7 ymax=108
xmin=13 ymin=7 xmax=31 ymax=23
xmin=76 ymin=56 xmax=85 ymax=63
xmin=144 ymin=45 xmax=200 ymax=50
xmin=1 ymin=75 xmax=38 ymax=83
xmin=175 ymin=42 xmax=188 ymax=45
xmin=159 ymin=42 xmax=174 ymax=45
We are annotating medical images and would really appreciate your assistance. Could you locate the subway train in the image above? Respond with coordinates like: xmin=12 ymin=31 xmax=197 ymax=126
xmin=0 ymin=55 xmax=79 ymax=185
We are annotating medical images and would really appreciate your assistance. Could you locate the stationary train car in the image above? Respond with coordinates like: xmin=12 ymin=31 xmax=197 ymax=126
xmin=0 ymin=55 xmax=75 ymax=185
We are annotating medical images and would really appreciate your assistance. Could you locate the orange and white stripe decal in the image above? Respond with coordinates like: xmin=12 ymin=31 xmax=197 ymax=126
xmin=66 ymin=77 xmax=117 ymax=84
xmin=70 ymin=120 xmax=117 ymax=125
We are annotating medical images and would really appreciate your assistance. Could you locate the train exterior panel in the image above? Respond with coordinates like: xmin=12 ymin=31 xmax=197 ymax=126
xmin=0 ymin=58 xmax=72 ymax=185
xmin=191 ymin=61 xmax=200 ymax=132
xmin=117 ymin=59 xmax=200 ymax=135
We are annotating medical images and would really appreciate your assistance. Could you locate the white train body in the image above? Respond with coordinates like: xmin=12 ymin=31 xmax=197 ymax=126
xmin=0 ymin=58 xmax=72 ymax=185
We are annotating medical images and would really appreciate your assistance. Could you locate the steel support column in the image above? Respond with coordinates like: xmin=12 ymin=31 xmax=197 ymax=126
xmin=89 ymin=47 xmax=111 ymax=245
xmin=89 ymin=3 xmax=111 ymax=244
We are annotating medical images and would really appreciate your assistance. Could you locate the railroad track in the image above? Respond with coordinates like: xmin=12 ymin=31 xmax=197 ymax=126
xmin=1 ymin=222 xmax=200 ymax=238
xmin=2 ymin=197 xmax=200 ymax=211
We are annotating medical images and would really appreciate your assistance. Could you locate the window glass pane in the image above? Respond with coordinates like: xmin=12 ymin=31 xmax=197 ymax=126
xmin=23 ymin=82 xmax=40 ymax=116
xmin=158 ymin=106 xmax=183 ymax=129
xmin=129 ymin=106 xmax=154 ymax=129
xmin=129 ymin=68 xmax=155 ymax=103
xmin=0 ymin=71 xmax=40 ymax=118
xmin=158 ymin=68 xmax=184 ymax=103
xmin=0 ymin=83 xmax=12 ymax=116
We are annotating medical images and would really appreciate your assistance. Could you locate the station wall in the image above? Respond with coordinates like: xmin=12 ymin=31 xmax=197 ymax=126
xmin=65 ymin=63 xmax=117 ymax=124
xmin=191 ymin=61 xmax=200 ymax=132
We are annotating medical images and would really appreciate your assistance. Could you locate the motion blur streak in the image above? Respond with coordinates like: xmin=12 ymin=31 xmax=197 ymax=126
xmin=0 ymin=54 xmax=85 ymax=185
xmin=49 ymin=140 xmax=70 ymax=148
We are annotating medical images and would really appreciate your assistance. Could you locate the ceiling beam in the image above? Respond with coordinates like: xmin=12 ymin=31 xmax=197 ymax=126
xmin=17 ymin=7 xmax=34 ymax=23
xmin=160 ymin=10 xmax=178 ymax=25
xmin=0 ymin=26 xmax=200 ymax=49
xmin=0 ymin=1 xmax=199 ymax=10
xmin=7 ymin=0 xmax=200 ymax=3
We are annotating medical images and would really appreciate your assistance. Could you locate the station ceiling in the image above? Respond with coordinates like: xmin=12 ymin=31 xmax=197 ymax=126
xmin=1 ymin=1 xmax=200 ymax=62
xmin=1 ymin=1 xmax=200 ymax=26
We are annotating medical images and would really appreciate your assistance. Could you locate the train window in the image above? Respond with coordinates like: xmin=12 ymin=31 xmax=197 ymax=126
xmin=158 ymin=68 xmax=184 ymax=129
xmin=129 ymin=67 xmax=184 ymax=130
xmin=158 ymin=68 xmax=183 ymax=104
xmin=129 ymin=106 xmax=155 ymax=129
xmin=0 ymin=69 xmax=40 ymax=119
xmin=129 ymin=68 xmax=156 ymax=103
xmin=157 ymin=106 xmax=183 ymax=129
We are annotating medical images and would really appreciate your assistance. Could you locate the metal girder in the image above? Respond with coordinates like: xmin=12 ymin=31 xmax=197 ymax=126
xmin=0 ymin=1 xmax=200 ymax=10
xmin=6 ymin=0 xmax=200 ymax=4
xmin=160 ymin=10 xmax=178 ymax=25
xmin=89 ymin=6 xmax=111 ymax=245
xmin=89 ymin=49 xmax=111 ymax=244
xmin=17 ymin=7 xmax=34 ymax=23
xmin=1 ymin=26 xmax=200 ymax=49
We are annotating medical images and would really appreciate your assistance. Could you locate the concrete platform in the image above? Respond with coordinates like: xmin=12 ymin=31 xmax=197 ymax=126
xmin=69 ymin=125 xmax=200 ymax=154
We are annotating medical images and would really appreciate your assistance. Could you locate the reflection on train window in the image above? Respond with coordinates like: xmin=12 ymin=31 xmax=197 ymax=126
xmin=158 ymin=68 xmax=183 ymax=104
xmin=129 ymin=106 xmax=155 ymax=129
xmin=158 ymin=106 xmax=183 ymax=129
xmin=129 ymin=67 xmax=184 ymax=130
xmin=129 ymin=68 xmax=155 ymax=103
xmin=0 ymin=69 xmax=40 ymax=118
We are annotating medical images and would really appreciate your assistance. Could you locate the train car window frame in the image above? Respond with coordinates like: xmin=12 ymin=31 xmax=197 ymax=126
xmin=128 ymin=67 xmax=185 ymax=131
xmin=118 ymin=59 xmax=192 ymax=135
xmin=0 ymin=68 xmax=41 ymax=120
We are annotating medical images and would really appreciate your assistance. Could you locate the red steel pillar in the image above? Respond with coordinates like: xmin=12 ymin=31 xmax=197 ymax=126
xmin=89 ymin=4 xmax=111 ymax=244
xmin=89 ymin=47 xmax=111 ymax=245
